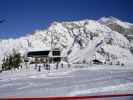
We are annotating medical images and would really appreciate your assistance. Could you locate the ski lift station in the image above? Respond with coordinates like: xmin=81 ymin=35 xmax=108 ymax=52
xmin=26 ymin=48 xmax=63 ymax=65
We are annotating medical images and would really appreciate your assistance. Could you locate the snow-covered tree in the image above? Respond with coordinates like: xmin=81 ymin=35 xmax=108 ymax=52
xmin=2 ymin=50 xmax=23 ymax=71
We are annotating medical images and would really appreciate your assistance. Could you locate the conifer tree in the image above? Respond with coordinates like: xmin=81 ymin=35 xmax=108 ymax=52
xmin=2 ymin=50 xmax=23 ymax=71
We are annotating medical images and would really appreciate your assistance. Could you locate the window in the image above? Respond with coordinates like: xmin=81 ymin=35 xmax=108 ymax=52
xmin=52 ymin=51 xmax=60 ymax=56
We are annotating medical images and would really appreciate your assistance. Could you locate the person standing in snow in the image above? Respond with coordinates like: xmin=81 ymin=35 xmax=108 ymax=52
xmin=61 ymin=63 xmax=63 ymax=68
xmin=48 ymin=64 xmax=50 ymax=72
xmin=38 ymin=65 xmax=41 ymax=72
xmin=45 ymin=64 xmax=48 ymax=70
xmin=43 ymin=63 xmax=46 ymax=69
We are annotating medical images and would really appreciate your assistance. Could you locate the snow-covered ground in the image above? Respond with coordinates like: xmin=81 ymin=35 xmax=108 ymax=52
xmin=0 ymin=64 xmax=133 ymax=99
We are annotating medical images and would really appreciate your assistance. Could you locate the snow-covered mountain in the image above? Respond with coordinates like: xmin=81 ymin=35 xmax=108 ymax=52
xmin=98 ymin=16 xmax=133 ymax=43
xmin=0 ymin=17 xmax=133 ymax=68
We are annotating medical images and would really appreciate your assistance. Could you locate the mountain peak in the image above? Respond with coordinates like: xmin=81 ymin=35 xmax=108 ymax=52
xmin=100 ymin=16 xmax=119 ymax=21
xmin=98 ymin=16 xmax=132 ymax=29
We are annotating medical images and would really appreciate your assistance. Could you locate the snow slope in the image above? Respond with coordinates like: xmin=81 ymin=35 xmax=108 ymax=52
xmin=0 ymin=65 xmax=133 ymax=97
xmin=0 ymin=17 xmax=133 ymax=69
xmin=98 ymin=16 xmax=133 ymax=29
xmin=98 ymin=16 xmax=133 ymax=45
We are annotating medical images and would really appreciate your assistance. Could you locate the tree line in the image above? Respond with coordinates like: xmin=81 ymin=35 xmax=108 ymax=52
xmin=1 ymin=50 xmax=23 ymax=72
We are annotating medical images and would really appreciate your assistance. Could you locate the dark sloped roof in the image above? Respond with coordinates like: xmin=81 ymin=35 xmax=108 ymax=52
xmin=92 ymin=59 xmax=103 ymax=64
xmin=27 ymin=51 xmax=50 ymax=57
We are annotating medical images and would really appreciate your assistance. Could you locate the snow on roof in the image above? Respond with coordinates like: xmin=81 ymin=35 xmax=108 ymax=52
xmin=27 ymin=47 xmax=51 ymax=52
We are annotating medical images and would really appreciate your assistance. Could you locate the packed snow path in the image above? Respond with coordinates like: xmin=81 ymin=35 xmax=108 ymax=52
xmin=0 ymin=66 xmax=133 ymax=98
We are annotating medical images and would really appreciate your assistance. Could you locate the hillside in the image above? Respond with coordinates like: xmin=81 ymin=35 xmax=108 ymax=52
xmin=0 ymin=17 xmax=133 ymax=68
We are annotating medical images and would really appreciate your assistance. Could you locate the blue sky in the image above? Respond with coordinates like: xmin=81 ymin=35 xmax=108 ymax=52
xmin=0 ymin=0 xmax=133 ymax=38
